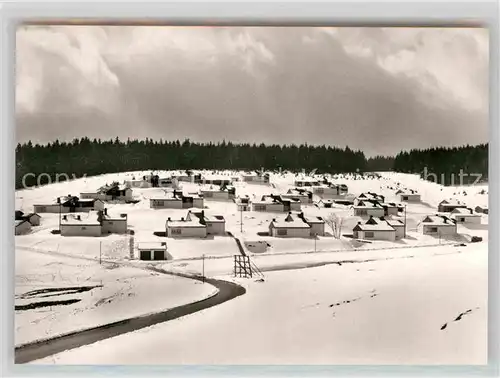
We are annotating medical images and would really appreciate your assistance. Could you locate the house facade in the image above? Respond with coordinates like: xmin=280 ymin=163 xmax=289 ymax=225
xmin=451 ymin=208 xmax=482 ymax=224
xmin=80 ymin=183 xmax=133 ymax=202
xmin=33 ymin=197 xmax=105 ymax=214
xmin=352 ymin=221 xmax=397 ymax=241
xmin=353 ymin=200 xmax=385 ymax=217
xmin=437 ymin=200 xmax=467 ymax=213
xmin=421 ymin=215 xmax=457 ymax=236
xmin=269 ymin=213 xmax=311 ymax=238
xmin=60 ymin=214 xmax=102 ymax=237
xmin=398 ymin=190 xmax=421 ymax=202
xmin=200 ymin=185 xmax=236 ymax=201
xmin=187 ymin=210 xmax=226 ymax=235
xmin=150 ymin=191 xmax=204 ymax=209
xmin=294 ymin=178 xmax=320 ymax=187
xmin=252 ymin=195 xmax=301 ymax=212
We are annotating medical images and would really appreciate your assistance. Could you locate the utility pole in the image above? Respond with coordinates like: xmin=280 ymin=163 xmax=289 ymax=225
xmin=314 ymin=233 xmax=317 ymax=253
xmin=99 ymin=241 xmax=102 ymax=265
xmin=404 ymin=204 xmax=407 ymax=238
xmin=58 ymin=200 xmax=62 ymax=232
xmin=240 ymin=207 xmax=243 ymax=233
xmin=202 ymin=254 xmax=205 ymax=283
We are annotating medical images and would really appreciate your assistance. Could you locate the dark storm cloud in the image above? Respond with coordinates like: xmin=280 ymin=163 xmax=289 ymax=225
xmin=16 ymin=26 xmax=488 ymax=156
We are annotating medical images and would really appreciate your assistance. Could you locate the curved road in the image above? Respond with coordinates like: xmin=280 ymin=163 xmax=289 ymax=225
xmin=15 ymin=269 xmax=246 ymax=364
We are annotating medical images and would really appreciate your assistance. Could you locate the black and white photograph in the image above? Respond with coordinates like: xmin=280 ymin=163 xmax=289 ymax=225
xmin=14 ymin=24 xmax=489 ymax=365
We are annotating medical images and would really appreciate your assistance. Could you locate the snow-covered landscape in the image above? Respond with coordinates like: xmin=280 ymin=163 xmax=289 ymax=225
xmin=15 ymin=170 xmax=489 ymax=364
xmin=14 ymin=25 xmax=489 ymax=367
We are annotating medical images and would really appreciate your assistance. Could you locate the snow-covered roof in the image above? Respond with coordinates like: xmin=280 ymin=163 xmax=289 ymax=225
xmin=354 ymin=200 xmax=383 ymax=209
xmin=451 ymin=208 xmax=474 ymax=215
xmin=422 ymin=215 xmax=456 ymax=225
xmin=137 ymin=242 xmax=166 ymax=250
xmin=270 ymin=216 xmax=310 ymax=229
xmin=353 ymin=223 xmax=395 ymax=232
xmin=61 ymin=212 xmax=101 ymax=226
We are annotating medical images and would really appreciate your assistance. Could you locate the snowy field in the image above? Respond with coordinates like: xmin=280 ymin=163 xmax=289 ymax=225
xmin=15 ymin=170 xmax=488 ymax=363
xmin=15 ymin=248 xmax=217 ymax=346
xmin=34 ymin=242 xmax=487 ymax=365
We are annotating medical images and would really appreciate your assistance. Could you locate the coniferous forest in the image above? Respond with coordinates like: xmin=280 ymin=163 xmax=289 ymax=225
xmin=15 ymin=138 xmax=488 ymax=189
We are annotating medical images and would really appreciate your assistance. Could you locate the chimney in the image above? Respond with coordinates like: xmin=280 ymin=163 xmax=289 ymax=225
xmin=358 ymin=222 xmax=361 ymax=225
xmin=77 ymin=215 xmax=81 ymax=221
xmin=181 ymin=217 xmax=185 ymax=221
xmin=62 ymin=215 xmax=67 ymax=220
xmin=56 ymin=197 xmax=60 ymax=204
xmin=167 ymin=217 xmax=171 ymax=221
xmin=104 ymin=208 xmax=108 ymax=215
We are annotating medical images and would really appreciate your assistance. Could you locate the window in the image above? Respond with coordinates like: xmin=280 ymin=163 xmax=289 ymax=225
xmin=108 ymin=221 xmax=113 ymax=225
xmin=403 ymin=196 xmax=408 ymax=200
xmin=82 ymin=227 xmax=87 ymax=230
xmin=429 ymin=227 xmax=438 ymax=233
xmin=254 ymin=205 xmax=266 ymax=211
xmin=460 ymin=217 xmax=465 ymax=222
xmin=171 ymin=228 xmax=182 ymax=235
xmin=365 ymin=231 xmax=374 ymax=238
xmin=277 ymin=229 xmax=287 ymax=236
xmin=205 ymin=192 xmax=213 ymax=197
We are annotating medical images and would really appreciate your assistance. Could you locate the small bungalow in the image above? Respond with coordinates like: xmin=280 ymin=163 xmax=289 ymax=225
xmin=357 ymin=192 xmax=385 ymax=203
xmin=421 ymin=215 xmax=457 ymax=236
xmin=313 ymin=183 xmax=348 ymax=198
xmin=200 ymin=185 xmax=236 ymax=201
xmin=15 ymin=220 xmax=32 ymax=235
xmin=60 ymin=213 xmax=102 ymax=237
xmin=269 ymin=213 xmax=311 ymax=238
xmin=80 ymin=182 xmax=133 ymax=202
xmin=294 ymin=178 xmax=320 ymax=188
xmin=33 ymin=196 xmax=105 ymax=214
xmin=187 ymin=209 xmax=226 ymax=235
xmin=137 ymin=242 xmax=169 ymax=261
xmin=437 ymin=199 xmax=467 ymax=213
xmin=297 ymin=212 xmax=326 ymax=236
xmin=451 ymin=208 xmax=482 ymax=224
xmin=353 ymin=200 xmax=385 ymax=217
xmin=150 ymin=190 xmax=204 ymax=209
xmin=15 ymin=211 xmax=41 ymax=226
xmin=200 ymin=175 xmax=233 ymax=186
xmin=281 ymin=188 xmax=313 ymax=204
xmin=365 ymin=216 xmax=405 ymax=239
xmin=317 ymin=199 xmax=334 ymax=208
xmin=235 ymin=195 xmax=252 ymax=211
xmin=241 ymin=171 xmax=270 ymax=184
xmin=397 ymin=189 xmax=421 ymax=202
xmin=352 ymin=220 xmax=396 ymax=241
xmin=99 ymin=209 xmax=128 ymax=234
xmin=165 ymin=216 xmax=207 ymax=238
xmin=252 ymin=195 xmax=302 ymax=212
xmin=380 ymin=202 xmax=402 ymax=216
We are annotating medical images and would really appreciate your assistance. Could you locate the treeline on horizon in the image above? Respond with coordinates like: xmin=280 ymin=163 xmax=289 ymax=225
xmin=15 ymin=138 xmax=488 ymax=189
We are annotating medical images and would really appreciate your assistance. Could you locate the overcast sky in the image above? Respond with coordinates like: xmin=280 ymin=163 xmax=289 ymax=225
xmin=16 ymin=26 xmax=489 ymax=156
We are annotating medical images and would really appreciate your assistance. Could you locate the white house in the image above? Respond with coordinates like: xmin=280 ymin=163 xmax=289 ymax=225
xmin=269 ymin=213 xmax=311 ymax=238
xmin=313 ymin=183 xmax=348 ymax=198
xmin=365 ymin=216 xmax=405 ymax=239
xmin=421 ymin=215 xmax=457 ymax=236
xmin=150 ymin=190 xmax=204 ymax=209
xmin=165 ymin=216 xmax=207 ymax=238
xmin=187 ymin=209 xmax=226 ymax=235
xmin=99 ymin=209 xmax=128 ymax=234
xmin=451 ymin=208 xmax=482 ymax=224
xmin=281 ymin=188 xmax=313 ymax=204
xmin=15 ymin=220 xmax=32 ymax=235
xmin=81 ymin=183 xmax=133 ymax=202
xmin=137 ymin=242 xmax=169 ymax=261
xmin=356 ymin=192 xmax=385 ymax=203
xmin=397 ymin=190 xmax=421 ymax=202
xmin=241 ymin=172 xmax=270 ymax=184
xmin=60 ymin=213 xmax=102 ymax=237
xmin=297 ymin=212 xmax=326 ymax=236
xmin=34 ymin=196 xmax=105 ymax=214
xmin=380 ymin=202 xmax=402 ymax=216
xmin=353 ymin=200 xmax=385 ymax=217
xmin=200 ymin=185 xmax=236 ymax=201
xmin=437 ymin=199 xmax=467 ymax=213
xmin=352 ymin=221 xmax=396 ymax=241
xmin=294 ymin=178 xmax=320 ymax=187
xmin=252 ymin=196 xmax=285 ymax=212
